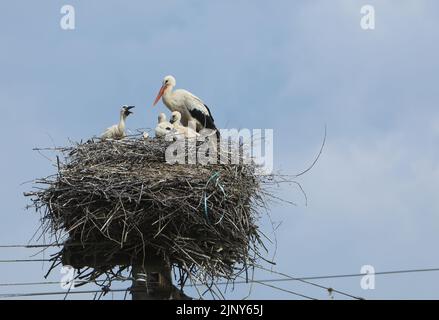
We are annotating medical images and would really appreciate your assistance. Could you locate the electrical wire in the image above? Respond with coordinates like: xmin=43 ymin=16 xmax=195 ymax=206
xmin=0 ymin=288 xmax=128 ymax=299
xmin=1 ymin=266 xmax=439 ymax=299
xmin=1 ymin=243 xmax=438 ymax=300
xmin=0 ymin=243 xmax=109 ymax=249
xmin=0 ymin=267 xmax=438 ymax=286
xmin=256 ymin=265 xmax=364 ymax=300
xmin=0 ymin=244 xmax=63 ymax=248
xmin=236 ymin=275 xmax=317 ymax=300
xmin=0 ymin=281 xmax=316 ymax=300
xmin=0 ymin=259 xmax=51 ymax=263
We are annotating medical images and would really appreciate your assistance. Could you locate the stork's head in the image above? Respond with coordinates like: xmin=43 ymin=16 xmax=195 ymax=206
xmin=158 ymin=112 xmax=167 ymax=123
xmin=153 ymin=75 xmax=176 ymax=106
xmin=170 ymin=111 xmax=181 ymax=124
xmin=163 ymin=75 xmax=176 ymax=87
xmin=121 ymin=105 xmax=135 ymax=117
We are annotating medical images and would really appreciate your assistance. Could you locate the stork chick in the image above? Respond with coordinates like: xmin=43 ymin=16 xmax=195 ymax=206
xmin=155 ymin=112 xmax=174 ymax=138
xmin=170 ymin=111 xmax=199 ymax=139
xmin=101 ymin=105 xmax=134 ymax=140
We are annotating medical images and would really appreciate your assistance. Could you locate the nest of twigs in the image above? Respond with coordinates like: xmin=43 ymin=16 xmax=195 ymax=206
xmin=25 ymin=136 xmax=276 ymax=294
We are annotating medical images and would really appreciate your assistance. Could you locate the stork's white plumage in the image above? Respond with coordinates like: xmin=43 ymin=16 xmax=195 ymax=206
xmin=170 ymin=111 xmax=199 ymax=139
xmin=101 ymin=105 xmax=134 ymax=140
xmin=153 ymin=75 xmax=219 ymax=137
xmin=155 ymin=112 xmax=174 ymax=138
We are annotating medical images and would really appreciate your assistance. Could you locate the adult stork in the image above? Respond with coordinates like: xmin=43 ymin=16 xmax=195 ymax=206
xmin=101 ymin=105 xmax=134 ymax=140
xmin=152 ymin=75 xmax=220 ymax=138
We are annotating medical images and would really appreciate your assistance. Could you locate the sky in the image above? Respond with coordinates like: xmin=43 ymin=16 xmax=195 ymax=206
xmin=1 ymin=0 xmax=439 ymax=300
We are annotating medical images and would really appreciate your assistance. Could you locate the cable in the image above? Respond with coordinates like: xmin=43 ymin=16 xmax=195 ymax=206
xmin=295 ymin=267 xmax=439 ymax=281
xmin=0 ymin=259 xmax=51 ymax=263
xmin=0 ymin=244 xmax=63 ymax=248
xmin=0 ymin=282 xmax=317 ymax=300
xmin=215 ymin=267 xmax=439 ymax=284
xmin=0 ymin=280 xmax=96 ymax=287
xmin=1 ymin=267 xmax=439 ymax=286
xmin=2 ymin=266 xmax=439 ymax=299
xmin=256 ymin=265 xmax=364 ymax=300
xmin=186 ymin=267 xmax=439 ymax=289
xmin=0 ymin=243 xmax=111 ymax=249
xmin=0 ymin=288 xmax=129 ymax=299
xmin=1 ymin=243 xmax=436 ymax=281
xmin=0 ymin=239 xmax=428 ymax=298
xmin=236 ymin=275 xmax=317 ymax=300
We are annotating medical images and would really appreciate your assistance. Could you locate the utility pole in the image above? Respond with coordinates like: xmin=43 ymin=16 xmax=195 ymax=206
xmin=130 ymin=265 xmax=150 ymax=300
xmin=62 ymin=246 xmax=190 ymax=300
xmin=130 ymin=254 xmax=189 ymax=300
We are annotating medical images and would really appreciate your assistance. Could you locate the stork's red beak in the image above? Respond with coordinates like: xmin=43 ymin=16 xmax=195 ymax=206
xmin=153 ymin=84 xmax=166 ymax=106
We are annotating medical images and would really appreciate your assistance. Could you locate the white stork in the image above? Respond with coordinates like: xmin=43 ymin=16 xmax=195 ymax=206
xmin=155 ymin=112 xmax=174 ymax=138
xmin=170 ymin=111 xmax=199 ymax=139
xmin=101 ymin=105 xmax=134 ymax=140
xmin=152 ymin=75 xmax=220 ymax=137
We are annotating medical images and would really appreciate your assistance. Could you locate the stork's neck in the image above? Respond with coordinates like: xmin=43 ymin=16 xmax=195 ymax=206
xmin=118 ymin=113 xmax=127 ymax=131
xmin=173 ymin=118 xmax=182 ymax=127
xmin=162 ymin=85 xmax=174 ymax=103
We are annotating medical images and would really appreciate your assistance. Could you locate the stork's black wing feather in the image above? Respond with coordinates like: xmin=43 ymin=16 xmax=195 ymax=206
xmin=189 ymin=108 xmax=216 ymax=131
xmin=203 ymin=104 xmax=215 ymax=122
xmin=189 ymin=106 xmax=220 ymax=138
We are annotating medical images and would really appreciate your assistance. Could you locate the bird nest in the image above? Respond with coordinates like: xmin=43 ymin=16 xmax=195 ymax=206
xmin=25 ymin=136 xmax=280 ymax=296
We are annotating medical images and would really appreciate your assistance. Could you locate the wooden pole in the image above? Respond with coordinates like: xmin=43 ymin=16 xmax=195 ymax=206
xmin=130 ymin=258 xmax=192 ymax=300
xmin=131 ymin=265 xmax=150 ymax=300
xmin=62 ymin=247 xmax=191 ymax=299
xmin=130 ymin=254 xmax=174 ymax=300
xmin=62 ymin=246 xmax=192 ymax=299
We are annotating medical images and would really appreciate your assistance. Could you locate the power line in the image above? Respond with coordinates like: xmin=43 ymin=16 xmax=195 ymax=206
xmin=190 ymin=267 xmax=439 ymax=288
xmin=2 ymin=266 xmax=439 ymax=299
xmin=236 ymin=275 xmax=317 ymax=300
xmin=0 ymin=241 xmax=427 ymax=298
xmin=0 ymin=280 xmax=94 ymax=287
xmin=2 ymin=243 xmax=437 ymax=282
xmin=0 ymin=288 xmax=128 ymax=299
xmin=0 ymin=243 xmax=110 ymax=249
xmin=0 ymin=281 xmax=317 ymax=300
xmin=1 ymin=266 xmax=439 ymax=289
xmin=256 ymin=265 xmax=363 ymax=300
xmin=0 ymin=244 xmax=62 ymax=248
xmin=227 ymin=267 xmax=439 ymax=283
xmin=296 ymin=267 xmax=439 ymax=281
xmin=1 ymin=242 xmax=438 ymax=299
xmin=0 ymin=259 xmax=51 ymax=263
xmin=0 ymin=263 xmax=438 ymax=279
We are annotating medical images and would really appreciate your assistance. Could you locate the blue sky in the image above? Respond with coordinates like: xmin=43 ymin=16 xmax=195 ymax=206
xmin=1 ymin=0 xmax=439 ymax=299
